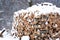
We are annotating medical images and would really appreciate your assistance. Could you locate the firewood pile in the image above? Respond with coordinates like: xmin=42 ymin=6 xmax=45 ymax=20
xmin=12 ymin=3 xmax=60 ymax=40
xmin=13 ymin=11 xmax=60 ymax=40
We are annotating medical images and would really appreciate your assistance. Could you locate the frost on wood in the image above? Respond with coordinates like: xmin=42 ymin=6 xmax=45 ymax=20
xmin=12 ymin=2 xmax=60 ymax=40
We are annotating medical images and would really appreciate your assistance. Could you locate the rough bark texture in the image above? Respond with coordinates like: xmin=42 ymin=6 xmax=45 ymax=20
xmin=13 ymin=10 xmax=60 ymax=40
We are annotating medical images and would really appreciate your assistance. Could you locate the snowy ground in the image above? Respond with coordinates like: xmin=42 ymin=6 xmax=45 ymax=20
xmin=0 ymin=29 xmax=19 ymax=40
xmin=0 ymin=36 xmax=19 ymax=40
xmin=0 ymin=28 xmax=30 ymax=40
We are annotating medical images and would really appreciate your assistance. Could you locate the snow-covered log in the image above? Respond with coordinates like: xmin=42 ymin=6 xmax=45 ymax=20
xmin=12 ymin=2 xmax=60 ymax=40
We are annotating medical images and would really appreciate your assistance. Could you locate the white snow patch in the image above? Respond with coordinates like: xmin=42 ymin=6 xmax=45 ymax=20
xmin=0 ymin=36 xmax=19 ymax=40
xmin=21 ymin=36 xmax=30 ymax=40
xmin=14 ymin=2 xmax=60 ymax=19
xmin=45 ymin=21 xmax=48 ymax=25
xmin=0 ymin=29 xmax=19 ymax=40
xmin=56 ymin=38 xmax=60 ymax=40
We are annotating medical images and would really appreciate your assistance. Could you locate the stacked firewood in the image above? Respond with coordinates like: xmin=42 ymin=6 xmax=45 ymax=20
xmin=13 ymin=9 xmax=60 ymax=40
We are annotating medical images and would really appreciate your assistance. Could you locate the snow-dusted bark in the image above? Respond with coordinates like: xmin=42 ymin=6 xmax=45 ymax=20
xmin=12 ymin=2 xmax=60 ymax=40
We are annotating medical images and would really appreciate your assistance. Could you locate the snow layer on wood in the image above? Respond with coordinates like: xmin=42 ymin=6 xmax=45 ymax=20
xmin=14 ymin=2 xmax=60 ymax=18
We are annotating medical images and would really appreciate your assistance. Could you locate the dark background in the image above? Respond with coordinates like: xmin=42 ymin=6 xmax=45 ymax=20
xmin=0 ymin=0 xmax=60 ymax=30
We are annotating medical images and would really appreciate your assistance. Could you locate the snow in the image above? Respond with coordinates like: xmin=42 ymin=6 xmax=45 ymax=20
xmin=14 ymin=12 xmax=19 ymax=17
xmin=45 ymin=21 xmax=48 ymax=25
xmin=0 ymin=29 xmax=19 ymax=40
xmin=14 ymin=2 xmax=60 ymax=18
xmin=21 ymin=36 xmax=30 ymax=40
xmin=0 ymin=36 xmax=19 ymax=40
